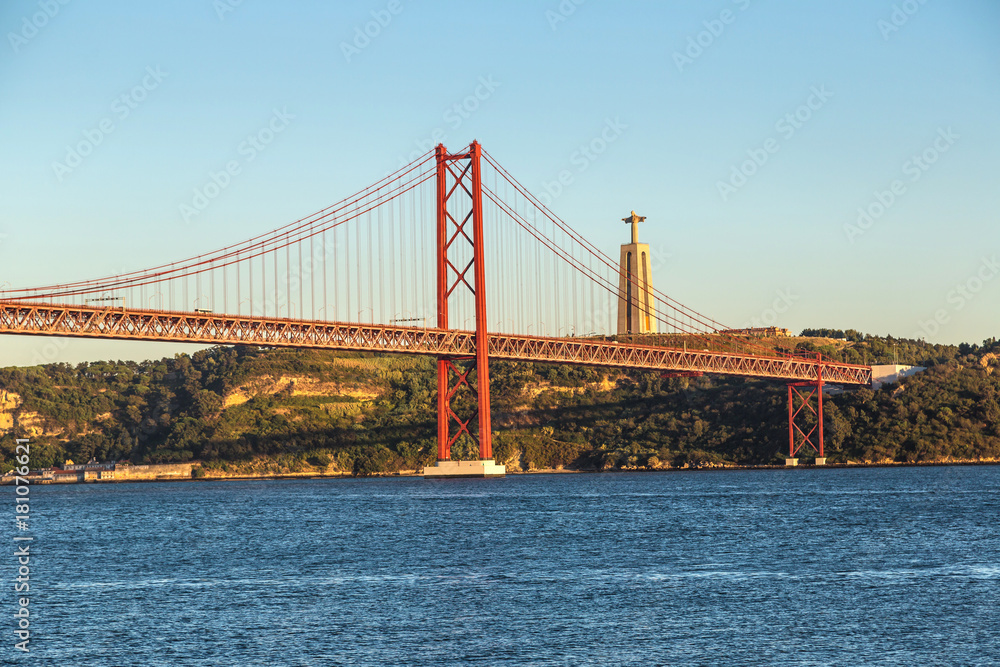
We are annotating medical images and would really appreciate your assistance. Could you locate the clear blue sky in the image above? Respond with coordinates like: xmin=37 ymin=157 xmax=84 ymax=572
xmin=0 ymin=0 xmax=997 ymax=366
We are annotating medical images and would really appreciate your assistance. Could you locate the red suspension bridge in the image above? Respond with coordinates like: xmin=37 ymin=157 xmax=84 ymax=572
xmin=0 ymin=142 xmax=870 ymax=471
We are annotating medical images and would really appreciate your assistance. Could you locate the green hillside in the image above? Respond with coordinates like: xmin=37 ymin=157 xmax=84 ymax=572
xmin=1 ymin=332 xmax=998 ymax=475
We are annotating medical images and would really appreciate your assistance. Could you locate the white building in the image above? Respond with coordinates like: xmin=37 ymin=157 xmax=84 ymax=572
xmin=871 ymin=364 xmax=926 ymax=390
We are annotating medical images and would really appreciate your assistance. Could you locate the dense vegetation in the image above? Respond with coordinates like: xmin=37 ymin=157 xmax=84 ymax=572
xmin=1 ymin=332 xmax=998 ymax=475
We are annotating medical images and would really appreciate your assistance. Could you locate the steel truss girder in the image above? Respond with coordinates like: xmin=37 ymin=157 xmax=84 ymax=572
xmin=487 ymin=334 xmax=871 ymax=385
xmin=0 ymin=302 xmax=872 ymax=386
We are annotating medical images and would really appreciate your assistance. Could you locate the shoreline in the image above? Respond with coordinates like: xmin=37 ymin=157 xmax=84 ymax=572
xmin=7 ymin=458 xmax=999 ymax=485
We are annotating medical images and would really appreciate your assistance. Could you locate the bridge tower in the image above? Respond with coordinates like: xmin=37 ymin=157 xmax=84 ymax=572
xmin=617 ymin=211 xmax=657 ymax=335
xmin=786 ymin=365 xmax=826 ymax=466
xmin=423 ymin=142 xmax=505 ymax=478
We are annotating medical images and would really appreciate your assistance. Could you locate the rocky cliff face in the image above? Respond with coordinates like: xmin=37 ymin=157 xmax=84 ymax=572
xmin=222 ymin=375 xmax=379 ymax=408
xmin=0 ymin=390 xmax=63 ymax=439
xmin=0 ymin=390 xmax=17 ymax=431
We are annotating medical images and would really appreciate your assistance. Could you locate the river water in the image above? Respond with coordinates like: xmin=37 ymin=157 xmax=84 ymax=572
xmin=14 ymin=466 xmax=1000 ymax=665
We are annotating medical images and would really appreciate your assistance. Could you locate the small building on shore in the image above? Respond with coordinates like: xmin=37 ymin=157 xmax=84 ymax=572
xmin=4 ymin=461 xmax=192 ymax=485
xmin=52 ymin=469 xmax=84 ymax=483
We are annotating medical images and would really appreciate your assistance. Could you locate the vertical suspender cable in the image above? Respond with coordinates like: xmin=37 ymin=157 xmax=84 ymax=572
xmin=322 ymin=227 xmax=328 ymax=320
xmin=416 ymin=177 xmax=422 ymax=325
xmin=521 ymin=192 xmax=527 ymax=333
xmin=496 ymin=168 xmax=503 ymax=331
xmin=552 ymin=216 xmax=559 ymax=336
xmin=344 ymin=216 xmax=351 ymax=322
xmin=369 ymin=192 xmax=375 ymax=322
xmin=389 ymin=197 xmax=396 ymax=323
xmin=310 ymin=227 xmax=315 ymax=321
xmin=572 ymin=239 xmax=578 ymax=335
xmin=358 ymin=199 xmax=365 ymax=321
xmin=534 ymin=209 xmax=540 ymax=333
xmin=378 ymin=194 xmax=384 ymax=325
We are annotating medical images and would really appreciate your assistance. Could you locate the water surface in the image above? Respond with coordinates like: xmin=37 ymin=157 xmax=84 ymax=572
xmin=17 ymin=466 xmax=1000 ymax=665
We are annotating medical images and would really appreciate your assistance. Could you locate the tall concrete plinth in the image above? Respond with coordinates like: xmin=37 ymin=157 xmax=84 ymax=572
xmin=814 ymin=457 xmax=827 ymax=466
xmin=423 ymin=460 xmax=506 ymax=478
xmin=784 ymin=458 xmax=799 ymax=467
xmin=617 ymin=211 xmax=657 ymax=335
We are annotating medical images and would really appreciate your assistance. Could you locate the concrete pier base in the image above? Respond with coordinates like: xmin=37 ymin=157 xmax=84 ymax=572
xmin=814 ymin=457 xmax=827 ymax=466
xmin=784 ymin=458 xmax=799 ymax=467
xmin=422 ymin=459 xmax=506 ymax=479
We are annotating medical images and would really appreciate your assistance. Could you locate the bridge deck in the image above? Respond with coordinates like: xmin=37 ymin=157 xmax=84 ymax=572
xmin=0 ymin=303 xmax=871 ymax=385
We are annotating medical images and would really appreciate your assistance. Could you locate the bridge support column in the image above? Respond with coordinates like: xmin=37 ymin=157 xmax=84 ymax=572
xmin=426 ymin=141 xmax=503 ymax=478
xmin=787 ymin=366 xmax=825 ymax=465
